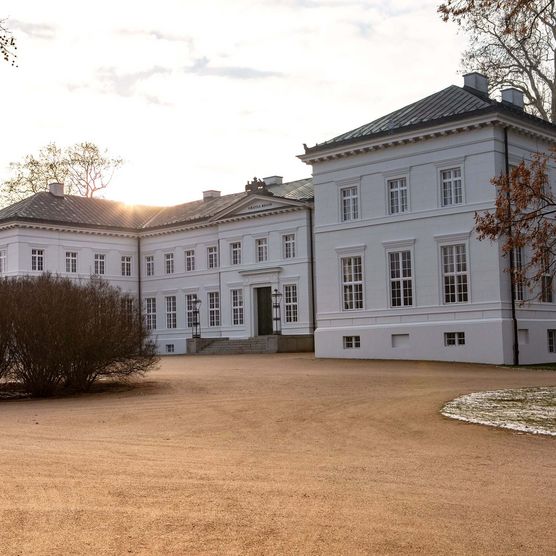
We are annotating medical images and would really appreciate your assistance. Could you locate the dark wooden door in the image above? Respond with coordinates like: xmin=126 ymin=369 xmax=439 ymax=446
xmin=256 ymin=287 xmax=273 ymax=335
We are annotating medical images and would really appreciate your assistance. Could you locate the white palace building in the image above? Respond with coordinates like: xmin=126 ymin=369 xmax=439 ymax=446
xmin=2 ymin=73 xmax=556 ymax=365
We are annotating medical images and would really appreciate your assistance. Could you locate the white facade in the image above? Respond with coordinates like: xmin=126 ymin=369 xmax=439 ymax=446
xmin=0 ymin=187 xmax=315 ymax=355
xmin=300 ymin=83 xmax=556 ymax=365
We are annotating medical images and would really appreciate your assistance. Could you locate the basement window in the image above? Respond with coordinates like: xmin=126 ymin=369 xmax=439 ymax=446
xmin=444 ymin=332 xmax=465 ymax=346
xmin=343 ymin=335 xmax=361 ymax=349
xmin=165 ymin=344 xmax=175 ymax=354
xmin=548 ymin=330 xmax=556 ymax=353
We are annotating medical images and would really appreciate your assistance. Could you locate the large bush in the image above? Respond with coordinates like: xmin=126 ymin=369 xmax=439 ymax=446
xmin=0 ymin=274 xmax=158 ymax=396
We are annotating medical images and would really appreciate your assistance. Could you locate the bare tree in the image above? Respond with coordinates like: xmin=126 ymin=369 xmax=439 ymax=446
xmin=0 ymin=19 xmax=17 ymax=66
xmin=1 ymin=142 xmax=123 ymax=205
xmin=475 ymin=150 xmax=556 ymax=302
xmin=440 ymin=1 xmax=556 ymax=122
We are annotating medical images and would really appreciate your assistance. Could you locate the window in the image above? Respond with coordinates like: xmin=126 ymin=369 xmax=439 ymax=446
xmin=256 ymin=238 xmax=268 ymax=262
xmin=145 ymin=297 xmax=157 ymax=331
xmin=145 ymin=255 xmax=155 ymax=277
xmin=121 ymin=297 xmax=134 ymax=322
xmin=513 ymin=247 xmax=524 ymax=302
xmin=185 ymin=294 xmax=197 ymax=328
xmin=165 ymin=344 xmax=175 ymax=354
xmin=284 ymin=284 xmax=298 ymax=323
xmin=121 ymin=256 xmax=132 ymax=277
xmin=388 ymin=178 xmax=408 ymax=214
xmin=444 ymin=332 xmax=465 ymax=346
xmin=541 ymin=254 xmax=553 ymax=302
xmin=389 ymin=251 xmax=413 ymax=307
xmin=185 ymin=249 xmax=195 ymax=272
xmin=440 ymin=167 xmax=463 ymax=206
xmin=207 ymin=246 xmax=219 ymax=269
xmin=65 ymin=252 xmax=77 ymax=273
xmin=0 ymin=250 xmax=6 ymax=275
xmin=343 ymin=336 xmax=361 ymax=348
xmin=165 ymin=296 xmax=177 ymax=329
xmin=31 ymin=249 xmax=44 ymax=271
xmin=94 ymin=253 xmax=105 ymax=276
xmin=548 ymin=329 xmax=556 ymax=352
xmin=231 ymin=289 xmax=244 ymax=325
xmin=341 ymin=186 xmax=359 ymax=221
xmin=165 ymin=253 xmax=174 ymax=274
xmin=441 ymin=244 xmax=468 ymax=303
xmin=208 ymin=292 xmax=220 ymax=327
xmin=341 ymin=256 xmax=364 ymax=310
xmin=283 ymin=234 xmax=296 ymax=259
xmin=230 ymin=242 xmax=242 ymax=265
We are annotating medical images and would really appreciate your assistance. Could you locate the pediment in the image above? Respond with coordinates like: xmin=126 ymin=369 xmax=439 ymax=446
xmin=210 ymin=194 xmax=306 ymax=222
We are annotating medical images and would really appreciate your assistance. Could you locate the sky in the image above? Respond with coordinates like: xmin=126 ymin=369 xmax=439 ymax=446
xmin=0 ymin=0 xmax=464 ymax=206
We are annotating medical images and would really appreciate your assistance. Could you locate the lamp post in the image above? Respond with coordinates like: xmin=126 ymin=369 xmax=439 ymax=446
xmin=272 ymin=288 xmax=283 ymax=335
xmin=192 ymin=297 xmax=202 ymax=339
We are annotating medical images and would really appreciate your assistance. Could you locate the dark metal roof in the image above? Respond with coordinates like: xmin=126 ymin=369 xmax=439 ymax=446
xmin=0 ymin=178 xmax=313 ymax=232
xmin=305 ymin=85 xmax=556 ymax=154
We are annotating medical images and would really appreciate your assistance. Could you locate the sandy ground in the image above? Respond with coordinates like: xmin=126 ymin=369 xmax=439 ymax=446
xmin=0 ymin=355 xmax=555 ymax=556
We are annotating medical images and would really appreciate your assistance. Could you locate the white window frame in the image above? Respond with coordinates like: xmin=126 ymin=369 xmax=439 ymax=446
xmin=440 ymin=244 xmax=469 ymax=304
xmin=387 ymin=177 xmax=409 ymax=215
xmin=145 ymin=255 xmax=155 ymax=277
xmin=283 ymin=234 xmax=296 ymax=259
xmin=31 ymin=248 xmax=44 ymax=272
xmin=0 ymin=249 xmax=5 ymax=275
xmin=165 ymin=295 xmax=177 ymax=329
xmin=444 ymin=331 xmax=466 ymax=346
xmin=231 ymin=288 xmax=244 ymax=325
xmin=121 ymin=256 xmax=132 ymax=277
xmin=185 ymin=293 xmax=197 ymax=328
xmin=65 ymin=251 xmax=78 ymax=273
xmin=439 ymin=166 xmax=464 ymax=207
xmin=513 ymin=247 xmax=524 ymax=302
xmin=207 ymin=246 xmax=219 ymax=269
xmin=208 ymin=291 xmax=220 ymax=327
xmin=341 ymin=255 xmax=364 ymax=311
xmin=145 ymin=297 xmax=157 ymax=331
xmin=340 ymin=185 xmax=359 ymax=222
xmin=388 ymin=250 xmax=413 ymax=308
xmin=230 ymin=242 xmax=242 ymax=265
xmin=255 ymin=238 xmax=268 ymax=263
xmin=548 ymin=329 xmax=556 ymax=352
xmin=185 ymin=249 xmax=195 ymax=272
xmin=284 ymin=284 xmax=298 ymax=323
xmin=165 ymin=253 xmax=175 ymax=275
xmin=343 ymin=336 xmax=361 ymax=349
xmin=94 ymin=253 xmax=105 ymax=276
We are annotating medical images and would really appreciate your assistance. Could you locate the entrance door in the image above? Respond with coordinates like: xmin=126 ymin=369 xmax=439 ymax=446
xmin=256 ymin=287 xmax=273 ymax=336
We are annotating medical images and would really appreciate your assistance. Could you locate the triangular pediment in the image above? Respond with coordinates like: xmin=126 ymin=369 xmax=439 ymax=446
xmin=209 ymin=194 xmax=307 ymax=222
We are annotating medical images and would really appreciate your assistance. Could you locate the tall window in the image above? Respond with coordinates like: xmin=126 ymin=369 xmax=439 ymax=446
xmin=231 ymin=289 xmax=244 ymax=325
xmin=145 ymin=297 xmax=157 ymax=331
xmin=165 ymin=253 xmax=174 ymax=274
xmin=389 ymin=251 xmax=413 ymax=307
xmin=283 ymin=234 xmax=296 ymax=259
xmin=513 ymin=247 xmax=524 ymax=302
xmin=121 ymin=256 xmax=132 ymax=277
xmin=256 ymin=238 xmax=268 ymax=262
xmin=207 ymin=246 xmax=219 ymax=269
xmin=284 ymin=284 xmax=298 ymax=323
xmin=548 ymin=329 xmax=556 ymax=352
xmin=94 ymin=253 xmax=105 ymax=275
xmin=341 ymin=186 xmax=359 ymax=221
xmin=441 ymin=244 xmax=468 ymax=303
xmin=388 ymin=178 xmax=408 ymax=214
xmin=440 ymin=167 xmax=463 ymax=206
xmin=165 ymin=296 xmax=177 ymax=329
xmin=185 ymin=294 xmax=197 ymax=328
xmin=32 ymin=249 xmax=44 ymax=271
xmin=230 ymin=242 xmax=242 ymax=265
xmin=65 ymin=252 xmax=77 ymax=273
xmin=208 ymin=292 xmax=220 ymax=327
xmin=121 ymin=298 xmax=134 ymax=321
xmin=342 ymin=256 xmax=364 ymax=310
xmin=185 ymin=249 xmax=195 ymax=272
xmin=0 ymin=250 xmax=6 ymax=275
xmin=145 ymin=255 xmax=155 ymax=277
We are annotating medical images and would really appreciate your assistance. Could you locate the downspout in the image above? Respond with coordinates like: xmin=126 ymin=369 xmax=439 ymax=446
xmin=504 ymin=127 xmax=519 ymax=365
xmin=218 ymin=234 xmax=223 ymax=338
xmin=308 ymin=205 xmax=316 ymax=334
xmin=137 ymin=234 xmax=143 ymax=353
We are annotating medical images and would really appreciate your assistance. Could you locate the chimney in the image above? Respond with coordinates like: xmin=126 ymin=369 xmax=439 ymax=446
xmin=501 ymin=88 xmax=524 ymax=110
xmin=463 ymin=72 xmax=489 ymax=96
xmin=203 ymin=190 xmax=221 ymax=201
xmin=49 ymin=182 xmax=64 ymax=197
xmin=263 ymin=175 xmax=283 ymax=186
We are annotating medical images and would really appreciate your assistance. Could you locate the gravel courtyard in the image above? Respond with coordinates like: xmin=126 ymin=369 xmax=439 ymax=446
xmin=0 ymin=354 xmax=554 ymax=555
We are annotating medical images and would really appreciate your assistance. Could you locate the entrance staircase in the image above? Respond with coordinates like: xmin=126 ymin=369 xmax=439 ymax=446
xmin=186 ymin=335 xmax=314 ymax=355
xmin=194 ymin=337 xmax=270 ymax=355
